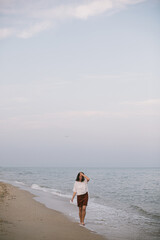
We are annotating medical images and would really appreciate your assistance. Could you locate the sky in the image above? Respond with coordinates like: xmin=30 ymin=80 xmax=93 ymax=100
xmin=0 ymin=0 xmax=160 ymax=167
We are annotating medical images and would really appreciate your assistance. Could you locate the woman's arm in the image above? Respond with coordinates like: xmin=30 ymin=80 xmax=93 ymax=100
xmin=71 ymin=192 xmax=76 ymax=202
xmin=80 ymin=172 xmax=90 ymax=182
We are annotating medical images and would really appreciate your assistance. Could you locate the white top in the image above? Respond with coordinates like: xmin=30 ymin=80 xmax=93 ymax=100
xmin=73 ymin=179 xmax=88 ymax=196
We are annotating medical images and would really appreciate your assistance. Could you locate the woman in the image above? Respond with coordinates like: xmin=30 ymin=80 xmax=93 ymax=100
xmin=71 ymin=172 xmax=90 ymax=226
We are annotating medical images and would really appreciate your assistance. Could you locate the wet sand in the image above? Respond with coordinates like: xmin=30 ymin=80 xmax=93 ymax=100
xmin=0 ymin=182 xmax=107 ymax=240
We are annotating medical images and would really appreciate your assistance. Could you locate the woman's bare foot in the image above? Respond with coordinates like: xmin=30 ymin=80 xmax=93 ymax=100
xmin=80 ymin=222 xmax=85 ymax=226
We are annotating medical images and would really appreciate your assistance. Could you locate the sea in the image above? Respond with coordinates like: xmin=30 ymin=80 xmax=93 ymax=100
xmin=0 ymin=167 xmax=160 ymax=240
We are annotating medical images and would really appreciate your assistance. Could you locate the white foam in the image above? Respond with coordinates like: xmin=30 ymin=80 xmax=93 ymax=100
xmin=14 ymin=181 xmax=26 ymax=186
xmin=31 ymin=183 xmax=72 ymax=199
xmin=31 ymin=184 xmax=45 ymax=190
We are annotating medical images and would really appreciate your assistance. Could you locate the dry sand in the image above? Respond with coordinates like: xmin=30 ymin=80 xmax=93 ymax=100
xmin=0 ymin=182 xmax=107 ymax=240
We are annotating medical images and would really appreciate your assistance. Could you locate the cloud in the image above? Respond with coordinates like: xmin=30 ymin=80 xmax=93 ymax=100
xmin=121 ymin=99 xmax=160 ymax=106
xmin=84 ymin=72 xmax=147 ymax=80
xmin=27 ymin=0 xmax=146 ymax=20
xmin=0 ymin=111 xmax=118 ymax=130
xmin=0 ymin=109 xmax=153 ymax=131
xmin=0 ymin=0 xmax=146 ymax=39
xmin=74 ymin=1 xmax=113 ymax=19
xmin=39 ymin=0 xmax=113 ymax=20
xmin=0 ymin=28 xmax=15 ymax=39
xmin=17 ymin=21 xmax=52 ymax=39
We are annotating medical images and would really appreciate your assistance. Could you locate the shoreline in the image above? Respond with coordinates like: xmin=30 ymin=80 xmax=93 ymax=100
xmin=0 ymin=182 xmax=107 ymax=240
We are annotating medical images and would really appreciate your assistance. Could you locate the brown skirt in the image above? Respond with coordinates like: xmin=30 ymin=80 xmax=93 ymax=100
xmin=77 ymin=192 xmax=88 ymax=207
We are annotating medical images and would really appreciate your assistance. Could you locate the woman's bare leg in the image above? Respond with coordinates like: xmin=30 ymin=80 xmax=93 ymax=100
xmin=79 ymin=207 xmax=82 ymax=223
xmin=82 ymin=205 xmax=86 ymax=225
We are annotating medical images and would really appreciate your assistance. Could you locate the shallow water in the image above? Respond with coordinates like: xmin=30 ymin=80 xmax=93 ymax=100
xmin=0 ymin=167 xmax=160 ymax=240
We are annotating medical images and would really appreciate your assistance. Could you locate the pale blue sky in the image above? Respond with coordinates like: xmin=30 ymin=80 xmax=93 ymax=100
xmin=0 ymin=0 xmax=160 ymax=167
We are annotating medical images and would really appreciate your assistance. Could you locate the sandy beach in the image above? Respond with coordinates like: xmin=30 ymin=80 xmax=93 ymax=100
xmin=0 ymin=182 xmax=107 ymax=240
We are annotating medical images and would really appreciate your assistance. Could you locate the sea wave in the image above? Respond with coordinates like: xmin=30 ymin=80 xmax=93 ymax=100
xmin=131 ymin=205 xmax=160 ymax=221
xmin=14 ymin=181 xmax=26 ymax=186
xmin=31 ymin=183 xmax=71 ymax=199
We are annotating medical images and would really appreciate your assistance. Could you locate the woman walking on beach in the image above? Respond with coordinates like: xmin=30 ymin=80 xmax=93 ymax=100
xmin=71 ymin=172 xmax=90 ymax=226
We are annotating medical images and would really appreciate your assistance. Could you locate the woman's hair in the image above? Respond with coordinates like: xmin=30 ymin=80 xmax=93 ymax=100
xmin=76 ymin=172 xmax=85 ymax=182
